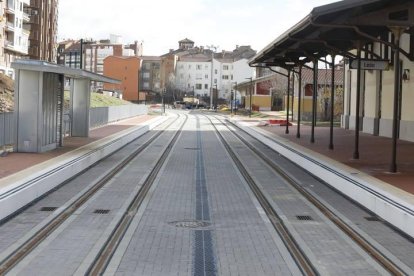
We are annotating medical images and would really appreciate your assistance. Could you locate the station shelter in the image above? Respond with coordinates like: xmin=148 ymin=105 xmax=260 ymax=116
xmin=249 ymin=0 xmax=414 ymax=173
xmin=12 ymin=60 xmax=120 ymax=153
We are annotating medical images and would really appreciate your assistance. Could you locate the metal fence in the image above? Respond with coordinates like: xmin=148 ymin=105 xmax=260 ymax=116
xmin=1 ymin=104 xmax=148 ymax=149
xmin=89 ymin=104 xmax=148 ymax=129
xmin=0 ymin=112 xmax=14 ymax=148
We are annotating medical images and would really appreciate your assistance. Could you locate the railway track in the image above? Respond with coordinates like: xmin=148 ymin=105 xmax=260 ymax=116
xmin=86 ymin=114 xmax=188 ymax=275
xmin=206 ymin=115 xmax=317 ymax=276
xmin=209 ymin=115 xmax=408 ymax=276
xmin=0 ymin=114 xmax=187 ymax=275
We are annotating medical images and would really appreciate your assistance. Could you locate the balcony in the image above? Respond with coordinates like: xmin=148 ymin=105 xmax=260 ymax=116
xmin=6 ymin=0 xmax=15 ymax=14
xmin=5 ymin=40 xmax=14 ymax=50
xmin=5 ymin=21 xmax=15 ymax=32
xmin=22 ymin=12 xmax=30 ymax=22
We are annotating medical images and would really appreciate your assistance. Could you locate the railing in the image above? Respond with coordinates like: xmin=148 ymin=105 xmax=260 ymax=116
xmin=64 ymin=104 xmax=148 ymax=137
xmin=2 ymin=104 xmax=148 ymax=151
xmin=0 ymin=112 xmax=15 ymax=151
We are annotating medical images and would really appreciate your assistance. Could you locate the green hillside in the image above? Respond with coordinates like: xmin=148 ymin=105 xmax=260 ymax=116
xmin=64 ymin=91 xmax=132 ymax=109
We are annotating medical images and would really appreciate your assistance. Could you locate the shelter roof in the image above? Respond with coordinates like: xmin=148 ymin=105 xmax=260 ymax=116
xmin=12 ymin=60 xmax=120 ymax=84
xmin=250 ymin=0 xmax=414 ymax=68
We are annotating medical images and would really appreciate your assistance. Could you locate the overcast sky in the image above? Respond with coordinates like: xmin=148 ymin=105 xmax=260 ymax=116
xmin=58 ymin=0 xmax=338 ymax=56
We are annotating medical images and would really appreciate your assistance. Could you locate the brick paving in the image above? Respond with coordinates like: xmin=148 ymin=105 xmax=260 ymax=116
xmin=0 ymin=115 xmax=155 ymax=179
xmin=234 ymin=112 xmax=414 ymax=195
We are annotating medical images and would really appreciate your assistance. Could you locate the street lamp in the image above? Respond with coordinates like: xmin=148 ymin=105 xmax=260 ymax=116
xmin=232 ymin=81 xmax=238 ymax=115
xmin=192 ymin=86 xmax=195 ymax=108
xmin=214 ymin=84 xmax=218 ymax=112
xmin=245 ymin=77 xmax=253 ymax=118
xmin=162 ymin=88 xmax=166 ymax=114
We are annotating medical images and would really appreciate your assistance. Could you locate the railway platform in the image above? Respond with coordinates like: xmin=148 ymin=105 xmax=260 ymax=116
xmin=0 ymin=114 xmax=169 ymax=221
xmin=0 ymin=110 xmax=413 ymax=233
xmin=0 ymin=111 xmax=412 ymax=275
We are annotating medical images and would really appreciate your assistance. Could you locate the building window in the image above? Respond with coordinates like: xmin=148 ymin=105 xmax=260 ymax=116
xmin=215 ymin=69 xmax=218 ymax=74
xmin=196 ymin=64 xmax=202 ymax=70
xmin=196 ymin=83 xmax=202 ymax=89
xmin=222 ymin=75 xmax=229 ymax=80
xmin=214 ymin=79 xmax=217 ymax=84
xmin=304 ymin=84 xmax=313 ymax=96
xmin=205 ymin=74 xmax=209 ymax=79
xmin=204 ymin=84 xmax=208 ymax=89
xmin=223 ymin=65 xmax=229 ymax=70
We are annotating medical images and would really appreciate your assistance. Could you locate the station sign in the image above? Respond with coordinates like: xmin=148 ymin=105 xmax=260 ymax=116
xmin=350 ymin=59 xmax=389 ymax=70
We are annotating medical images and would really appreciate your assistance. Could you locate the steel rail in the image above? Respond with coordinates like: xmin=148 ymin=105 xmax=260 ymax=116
xmin=87 ymin=115 xmax=188 ymax=275
xmin=219 ymin=116 xmax=406 ymax=276
xmin=0 ymin=115 xmax=181 ymax=275
xmin=206 ymin=115 xmax=318 ymax=276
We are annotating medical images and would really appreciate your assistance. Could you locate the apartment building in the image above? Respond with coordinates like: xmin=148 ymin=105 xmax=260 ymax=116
xmin=25 ymin=0 xmax=58 ymax=62
xmin=103 ymin=56 xmax=140 ymax=101
xmin=139 ymin=56 xmax=161 ymax=102
xmin=1 ymin=0 xmax=30 ymax=77
xmin=168 ymin=40 xmax=256 ymax=102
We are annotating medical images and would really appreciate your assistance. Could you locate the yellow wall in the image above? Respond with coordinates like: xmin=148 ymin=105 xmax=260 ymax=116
xmin=246 ymin=95 xmax=271 ymax=110
xmin=291 ymin=96 xmax=314 ymax=113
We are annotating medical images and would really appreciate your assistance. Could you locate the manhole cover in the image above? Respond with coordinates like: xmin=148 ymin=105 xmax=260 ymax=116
xmin=365 ymin=216 xmax=381 ymax=222
xmin=169 ymin=220 xmax=211 ymax=228
xmin=40 ymin=207 xmax=58 ymax=212
xmin=296 ymin=215 xmax=313 ymax=221
xmin=94 ymin=209 xmax=110 ymax=214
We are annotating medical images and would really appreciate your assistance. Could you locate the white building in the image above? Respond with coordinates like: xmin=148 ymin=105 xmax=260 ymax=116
xmin=343 ymin=33 xmax=414 ymax=143
xmin=1 ymin=0 xmax=30 ymax=77
xmin=173 ymin=44 xmax=256 ymax=102
xmin=176 ymin=57 xmax=212 ymax=97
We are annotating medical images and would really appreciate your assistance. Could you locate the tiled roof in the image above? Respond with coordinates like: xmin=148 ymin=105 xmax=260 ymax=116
xmin=300 ymin=67 xmax=344 ymax=85
xmin=179 ymin=38 xmax=194 ymax=43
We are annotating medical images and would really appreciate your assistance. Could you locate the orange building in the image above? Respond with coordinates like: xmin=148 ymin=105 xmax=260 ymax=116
xmin=103 ymin=56 xmax=140 ymax=101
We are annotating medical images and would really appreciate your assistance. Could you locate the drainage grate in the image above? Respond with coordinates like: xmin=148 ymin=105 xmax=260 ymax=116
xmin=169 ymin=220 xmax=211 ymax=228
xmin=40 ymin=207 xmax=58 ymax=212
xmin=296 ymin=215 xmax=313 ymax=221
xmin=94 ymin=209 xmax=110 ymax=214
xmin=365 ymin=216 xmax=381 ymax=222
xmin=184 ymin=147 xmax=200 ymax=150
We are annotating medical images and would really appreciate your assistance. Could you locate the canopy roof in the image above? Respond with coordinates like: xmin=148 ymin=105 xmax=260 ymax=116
xmin=250 ymin=0 xmax=414 ymax=68
xmin=12 ymin=60 xmax=121 ymax=84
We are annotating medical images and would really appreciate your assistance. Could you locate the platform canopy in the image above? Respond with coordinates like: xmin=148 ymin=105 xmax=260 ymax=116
xmin=250 ymin=0 xmax=414 ymax=67
xmin=249 ymin=0 xmax=414 ymax=173
xmin=12 ymin=60 xmax=121 ymax=153
xmin=12 ymin=59 xmax=120 ymax=84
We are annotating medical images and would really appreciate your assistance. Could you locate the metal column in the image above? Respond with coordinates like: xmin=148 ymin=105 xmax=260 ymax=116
xmin=353 ymin=43 xmax=362 ymax=159
xmin=286 ymin=70 xmax=291 ymax=134
xmin=329 ymin=55 xmax=336 ymax=150
xmin=311 ymin=60 xmax=318 ymax=143
xmin=296 ymin=65 xmax=302 ymax=139
xmin=390 ymin=28 xmax=404 ymax=173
